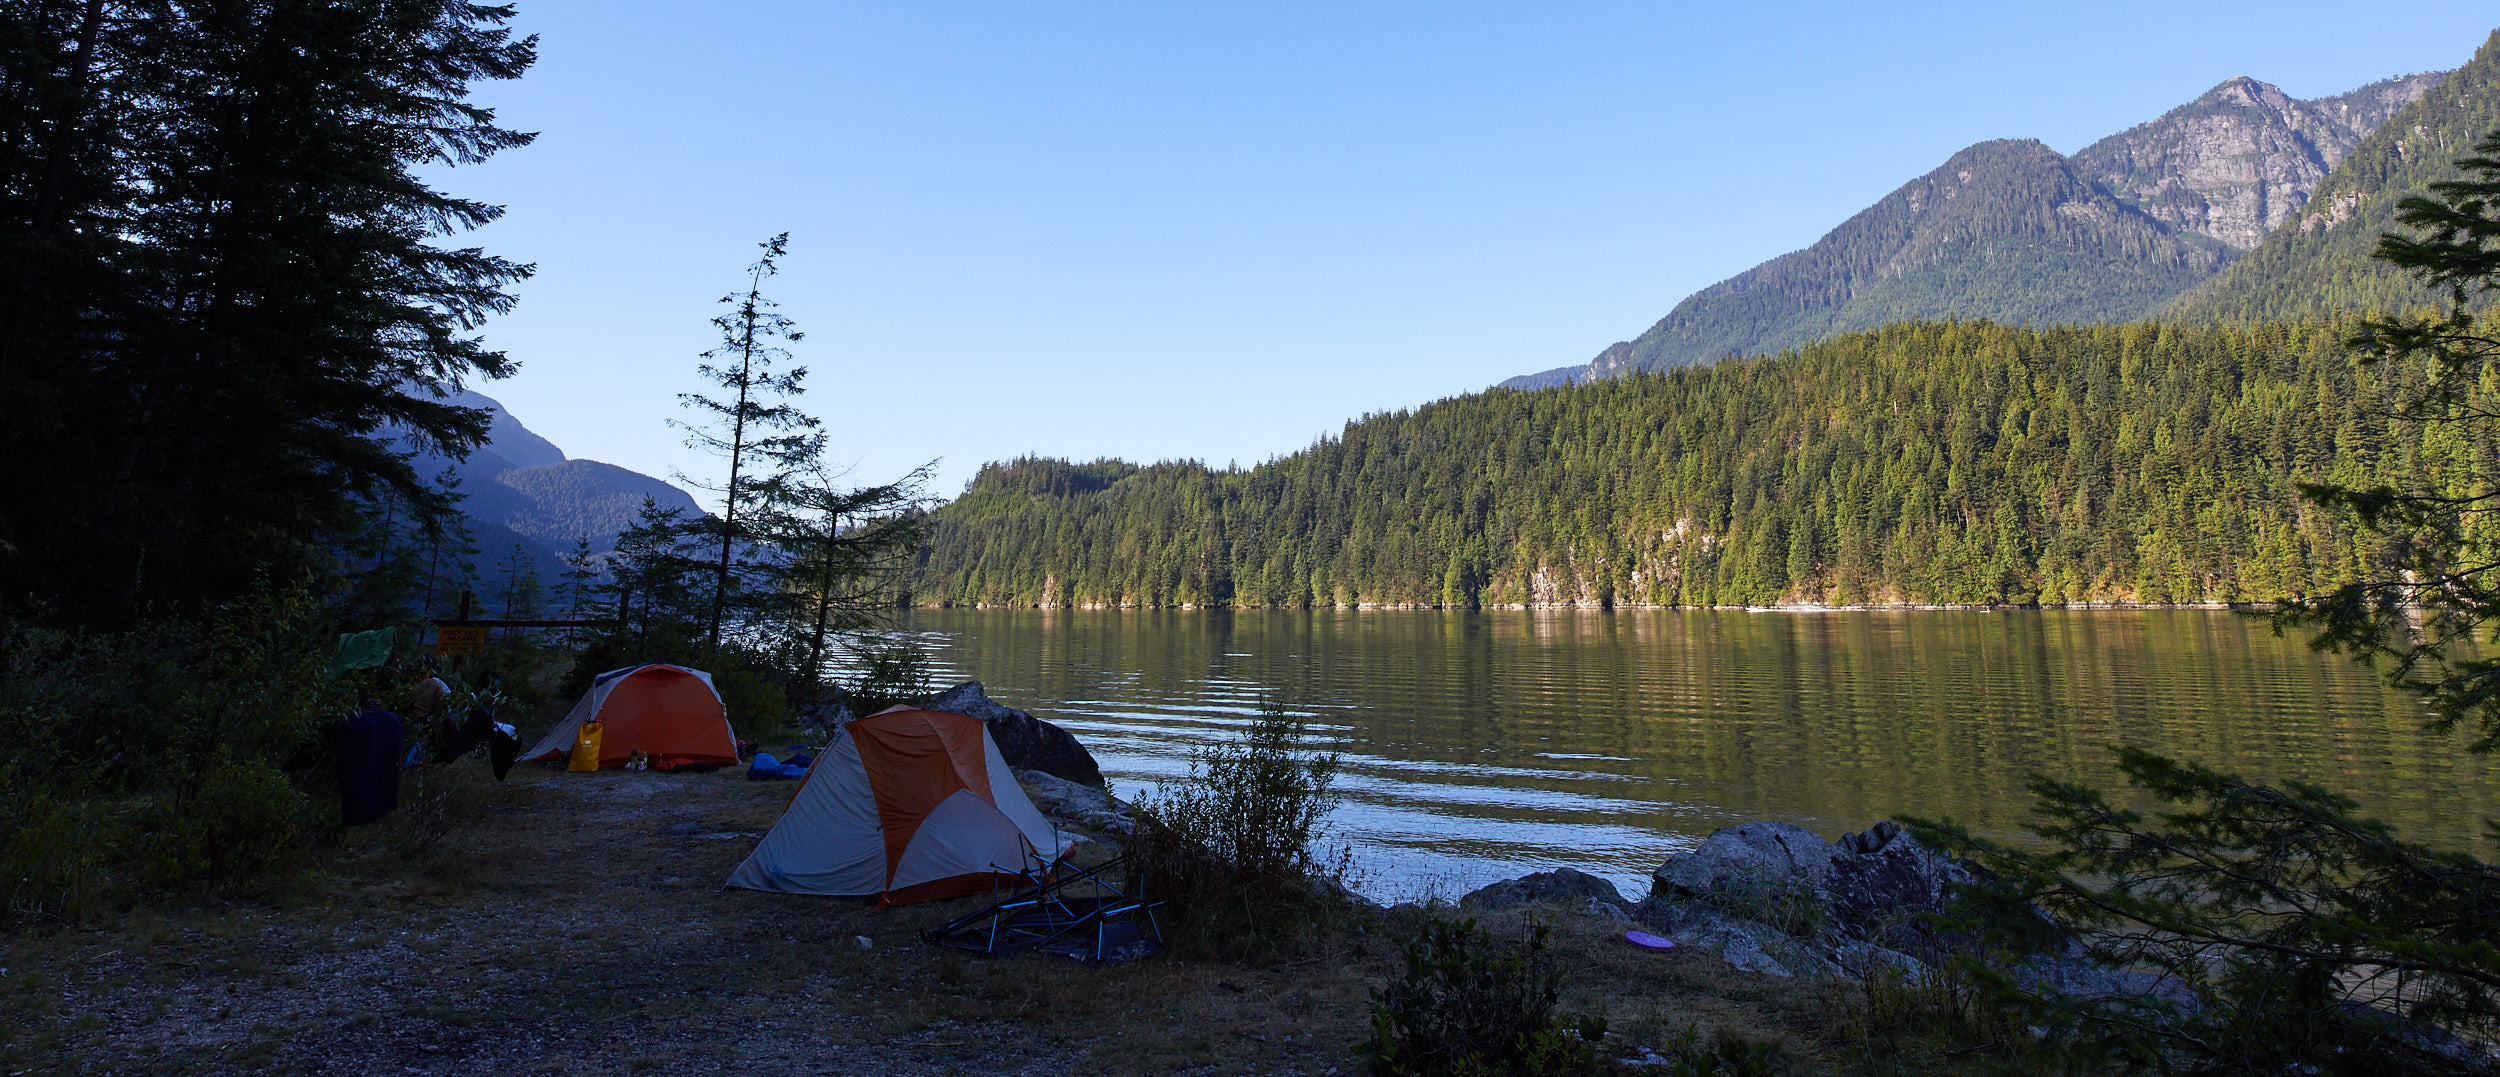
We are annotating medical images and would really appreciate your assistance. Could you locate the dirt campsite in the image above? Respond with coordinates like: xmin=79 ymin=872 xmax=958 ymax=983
xmin=0 ymin=759 xmax=1856 ymax=1077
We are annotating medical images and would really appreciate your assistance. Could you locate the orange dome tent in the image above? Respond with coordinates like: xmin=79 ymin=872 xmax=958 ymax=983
xmin=726 ymin=707 xmax=1070 ymax=906
xmin=520 ymin=663 xmax=739 ymax=770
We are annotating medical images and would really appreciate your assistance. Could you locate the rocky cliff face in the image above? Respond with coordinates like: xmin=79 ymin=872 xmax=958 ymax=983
xmin=2072 ymin=73 xmax=2443 ymax=250
xmin=2165 ymin=30 xmax=2500 ymax=323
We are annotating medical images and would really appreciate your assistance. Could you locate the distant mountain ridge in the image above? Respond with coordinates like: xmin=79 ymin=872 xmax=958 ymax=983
xmin=2165 ymin=30 xmax=2500 ymax=322
xmin=1583 ymin=138 xmax=2230 ymax=380
xmin=399 ymin=390 xmax=703 ymax=582
xmin=1501 ymin=65 xmax=2449 ymax=388
xmin=2073 ymin=73 xmax=2440 ymax=250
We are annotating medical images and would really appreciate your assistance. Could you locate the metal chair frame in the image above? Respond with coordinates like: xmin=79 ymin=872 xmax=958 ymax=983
xmin=922 ymin=851 xmax=1163 ymax=963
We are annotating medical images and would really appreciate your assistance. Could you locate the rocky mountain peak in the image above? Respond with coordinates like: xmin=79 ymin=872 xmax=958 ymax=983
xmin=2071 ymin=72 xmax=2445 ymax=251
xmin=2206 ymin=74 xmax=2288 ymax=110
xmin=1493 ymin=53 xmax=2458 ymax=390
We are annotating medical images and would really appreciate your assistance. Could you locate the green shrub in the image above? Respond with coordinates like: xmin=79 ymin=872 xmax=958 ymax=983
xmin=1910 ymin=747 xmax=2500 ymax=1076
xmin=1364 ymin=915 xmax=1606 ymax=1076
xmin=0 ymin=579 xmax=399 ymax=919
xmin=1132 ymin=702 xmax=1353 ymax=960
xmin=143 ymin=757 xmax=314 ymax=888
xmin=839 ymin=634 xmax=936 ymax=714
xmin=1650 ymin=1025 xmax=1780 ymax=1077
xmin=0 ymin=773 xmax=121 ymax=922
xmin=1845 ymin=955 xmax=2062 ymax=1072
xmin=711 ymin=667 xmax=791 ymax=737
xmin=382 ymin=760 xmax=495 ymax=861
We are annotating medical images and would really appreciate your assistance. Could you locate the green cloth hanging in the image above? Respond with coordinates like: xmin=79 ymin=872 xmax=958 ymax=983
xmin=327 ymin=627 xmax=397 ymax=677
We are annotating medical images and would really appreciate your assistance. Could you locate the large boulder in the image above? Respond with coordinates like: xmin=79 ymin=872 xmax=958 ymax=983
xmin=1651 ymin=821 xmax=1838 ymax=902
xmin=1460 ymin=867 xmax=1629 ymax=919
xmin=1632 ymin=898 xmax=1836 ymax=978
xmin=923 ymin=682 xmax=1104 ymax=787
xmin=1824 ymin=820 xmax=1971 ymax=938
xmin=797 ymin=696 xmax=856 ymax=732
xmin=1650 ymin=820 xmax=1969 ymax=929
xmin=1637 ymin=819 xmax=1981 ymax=979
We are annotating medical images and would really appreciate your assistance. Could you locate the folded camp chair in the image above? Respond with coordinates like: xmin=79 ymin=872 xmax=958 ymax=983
xmin=921 ymin=852 xmax=1163 ymax=964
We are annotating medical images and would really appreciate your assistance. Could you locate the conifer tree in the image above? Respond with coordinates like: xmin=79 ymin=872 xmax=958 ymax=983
xmin=2275 ymin=129 xmax=2500 ymax=751
xmin=555 ymin=536 xmax=600 ymax=645
xmin=755 ymin=461 xmax=931 ymax=686
xmin=0 ymin=0 xmax=537 ymax=625
xmin=676 ymin=233 xmax=821 ymax=652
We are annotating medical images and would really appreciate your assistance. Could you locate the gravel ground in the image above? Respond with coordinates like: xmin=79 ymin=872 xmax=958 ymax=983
xmin=2 ymin=768 xmax=1396 ymax=1076
xmin=2 ymin=767 xmax=1854 ymax=1077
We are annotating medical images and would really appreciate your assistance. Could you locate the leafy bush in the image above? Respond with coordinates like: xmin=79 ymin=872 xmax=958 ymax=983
xmin=1649 ymin=1025 xmax=1780 ymax=1077
xmin=711 ymin=667 xmax=791 ymax=735
xmin=143 ymin=757 xmax=314 ymax=887
xmin=1132 ymin=702 xmax=1352 ymax=959
xmin=555 ymin=623 xmax=704 ymax=701
xmin=839 ymin=634 xmax=936 ymax=713
xmin=0 ymin=772 xmax=119 ymax=922
xmin=1846 ymin=949 xmax=2057 ymax=1072
xmin=1910 ymin=747 xmax=2500 ymax=1076
xmin=0 ymin=579 xmax=411 ymax=920
xmin=1364 ymin=915 xmax=1606 ymax=1076
xmin=383 ymin=761 xmax=496 ymax=861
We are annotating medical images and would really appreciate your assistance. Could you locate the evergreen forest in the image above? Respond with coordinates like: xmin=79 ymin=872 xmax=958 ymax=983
xmin=914 ymin=315 xmax=2487 ymax=609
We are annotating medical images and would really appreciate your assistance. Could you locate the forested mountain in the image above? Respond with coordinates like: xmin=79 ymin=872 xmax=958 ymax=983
xmin=1581 ymin=140 xmax=2229 ymax=379
xmin=2165 ymin=30 xmax=2500 ymax=322
xmin=916 ymin=317 xmax=2469 ymax=609
xmin=1498 ymin=65 xmax=2449 ymax=390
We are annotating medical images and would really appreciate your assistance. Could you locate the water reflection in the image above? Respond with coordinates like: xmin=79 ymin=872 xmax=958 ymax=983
xmin=870 ymin=609 xmax=2500 ymax=902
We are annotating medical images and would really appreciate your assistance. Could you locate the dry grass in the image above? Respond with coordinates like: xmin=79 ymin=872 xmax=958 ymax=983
xmin=0 ymin=767 xmax=1962 ymax=1076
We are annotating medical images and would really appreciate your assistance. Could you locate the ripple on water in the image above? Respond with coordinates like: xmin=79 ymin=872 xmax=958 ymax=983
xmin=862 ymin=608 xmax=2500 ymax=903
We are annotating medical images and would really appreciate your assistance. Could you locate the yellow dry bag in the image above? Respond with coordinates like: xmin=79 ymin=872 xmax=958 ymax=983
xmin=568 ymin=720 xmax=604 ymax=772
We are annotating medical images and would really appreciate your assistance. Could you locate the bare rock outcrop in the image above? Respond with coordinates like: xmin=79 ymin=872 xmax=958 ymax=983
xmin=1460 ymin=867 xmax=1631 ymax=922
xmin=2073 ymin=72 xmax=2444 ymax=250
xmin=1629 ymin=820 xmax=1977 ymax=979
xmin=1016 ymin=767 xmax=1134 ymax=839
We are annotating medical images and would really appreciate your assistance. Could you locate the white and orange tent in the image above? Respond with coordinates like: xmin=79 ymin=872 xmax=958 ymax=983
xmin=727 ymin=707 xmax=1069 ymax=906
xmin=520 ymin=663 xmax=740 ymax=770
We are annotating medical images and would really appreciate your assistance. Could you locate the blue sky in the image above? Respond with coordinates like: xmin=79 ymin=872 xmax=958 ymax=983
xmin=446 ymin=3 xmax=2498 ymax=504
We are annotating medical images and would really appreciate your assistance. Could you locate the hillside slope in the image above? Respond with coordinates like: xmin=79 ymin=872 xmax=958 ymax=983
xmin=1498 ymin=66 xmax=2448 ymax=390
xmin=1583 ymin=140 xmax=2228 ymax=379
xmin=2165 ymin=30 xmax=2500 ymax=322
xmin=2071 ymin=73 xmax=2439 ymax=249
xmin=396 ymin=390 xmax=704 ymax=587
xmin=918 ymin=317 xmax=2463 ymax=610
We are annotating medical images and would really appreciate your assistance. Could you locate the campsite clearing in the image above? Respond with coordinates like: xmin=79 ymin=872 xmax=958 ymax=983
xmin=2 ymin=766 xmax=1856 ymax=1076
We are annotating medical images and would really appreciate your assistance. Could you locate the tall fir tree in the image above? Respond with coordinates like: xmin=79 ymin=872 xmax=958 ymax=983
xmin=0 ymin=0 xmax=536 ymax=625
xmin=675 ymin=232 xmax=820 ymax=652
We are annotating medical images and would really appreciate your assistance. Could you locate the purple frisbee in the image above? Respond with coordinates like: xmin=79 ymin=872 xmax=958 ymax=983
xmin=1624 ymin=930 xmax=1675 ymax=951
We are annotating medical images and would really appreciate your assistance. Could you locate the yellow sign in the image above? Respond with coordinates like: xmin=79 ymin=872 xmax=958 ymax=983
xmin=435 ymin=626 xmax=487 ymax=656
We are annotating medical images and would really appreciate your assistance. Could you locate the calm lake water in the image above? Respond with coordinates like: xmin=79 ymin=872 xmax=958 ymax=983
xmin=881 ymin=608 xmax=2500 ymax=902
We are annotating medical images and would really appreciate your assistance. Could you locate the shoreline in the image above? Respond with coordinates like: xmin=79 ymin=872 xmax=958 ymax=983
xmin=908 ymin=600 xmax=2270 ymax=612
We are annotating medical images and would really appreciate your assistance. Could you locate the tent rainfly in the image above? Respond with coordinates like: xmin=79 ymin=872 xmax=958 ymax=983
xmin=727 ymin=707 xmax=1070 ymax=906
xmin=520 ymin=663 xmax=740 ymax=770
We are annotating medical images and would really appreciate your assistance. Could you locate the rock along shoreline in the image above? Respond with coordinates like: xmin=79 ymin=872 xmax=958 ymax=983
xmin=1450 ymin=819 xmax=2180 ymax=1004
